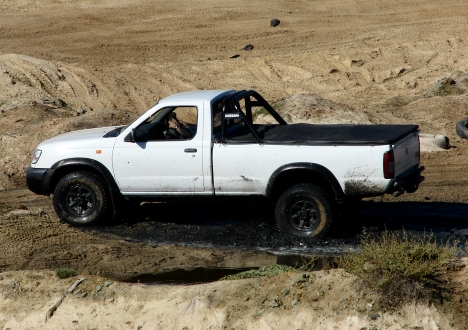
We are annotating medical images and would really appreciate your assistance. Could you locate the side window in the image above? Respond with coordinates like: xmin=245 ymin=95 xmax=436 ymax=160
xmin=132 ymin=106 xmax=198 ymax=141
xmin=173 ymin=107 xmax=198 ymax=129
xmin=166 ymin=106 xmax=198 ymax=140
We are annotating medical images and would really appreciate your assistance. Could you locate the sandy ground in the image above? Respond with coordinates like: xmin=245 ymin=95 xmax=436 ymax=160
xmin=1 ymin=265 xmax=467 ymax=330
xmin=2 ymin=0 xmax=468 ymax=328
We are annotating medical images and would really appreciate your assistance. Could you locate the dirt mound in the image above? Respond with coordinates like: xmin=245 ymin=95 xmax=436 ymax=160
xmin=0 ymin=53 xmax=141 ymax=190
xmin=423 ymin=71 xmax=468 ymax=97
xmin=277 ymin=93 xmax=371 ymax=124
xmin=0 ymin=54 xmax=116 ymax=113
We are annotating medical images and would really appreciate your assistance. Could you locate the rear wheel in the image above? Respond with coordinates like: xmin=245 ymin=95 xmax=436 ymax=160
xmin=275 ymin=184 xmax=333 ymax=238
xmin=53 ymin=171 xmax=109 ymax=226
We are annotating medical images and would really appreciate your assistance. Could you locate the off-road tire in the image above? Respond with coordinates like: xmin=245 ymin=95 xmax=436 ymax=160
xmin=275 ymin=184 xmax=333 ymax=238
xmin=53 ymin=171 xmax=109 ymax=226
xmin=456 ymin=117 xmax=468 ymax=139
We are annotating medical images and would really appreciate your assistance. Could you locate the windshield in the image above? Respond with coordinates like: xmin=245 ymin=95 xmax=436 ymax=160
xmin=103 ymin=107 xmax=163 ymax=138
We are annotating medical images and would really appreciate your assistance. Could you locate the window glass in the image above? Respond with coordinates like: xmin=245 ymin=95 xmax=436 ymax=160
xmin=168 ymin=106 xmax=198 ymax=139
xmin=135 ymin=106 xmax=198 ymax=141
xmin=173 ymin=107 xmax=197 ymax=127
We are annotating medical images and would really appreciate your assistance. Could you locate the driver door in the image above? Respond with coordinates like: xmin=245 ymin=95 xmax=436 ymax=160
xmin=112 ymin=105 xmax=205 ymax=194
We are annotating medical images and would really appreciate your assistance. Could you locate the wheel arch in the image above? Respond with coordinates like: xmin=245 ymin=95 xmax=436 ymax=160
xmin=49 ymin=158 xmax=122 ymax=219
xmin=266 ymin=163 xmax=345 ymax=201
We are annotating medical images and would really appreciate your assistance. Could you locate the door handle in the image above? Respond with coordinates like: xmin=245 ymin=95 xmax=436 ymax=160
xmin=184 ymin=148 xmax=197 ymax=153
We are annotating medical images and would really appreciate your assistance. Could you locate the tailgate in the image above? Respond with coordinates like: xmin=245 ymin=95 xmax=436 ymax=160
xmin=393 ymin=131 xmax=420 ymax=177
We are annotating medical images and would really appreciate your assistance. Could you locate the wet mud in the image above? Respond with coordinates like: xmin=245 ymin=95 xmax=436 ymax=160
xmin=82 ymin=199 xmax=359 ymax=255
xmin=83 ymin=198 xmax=468 ymax=252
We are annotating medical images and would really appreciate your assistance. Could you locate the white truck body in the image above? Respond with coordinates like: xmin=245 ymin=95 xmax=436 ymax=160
xmin=26 ymin=89 xmax=424 ymax=238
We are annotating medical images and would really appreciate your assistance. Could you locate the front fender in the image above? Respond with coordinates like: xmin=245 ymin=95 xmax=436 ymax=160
xmin=49 ymin=158 xmax=123 ymax=219
xmin=50 ymin=158 xmax=120 ymax=193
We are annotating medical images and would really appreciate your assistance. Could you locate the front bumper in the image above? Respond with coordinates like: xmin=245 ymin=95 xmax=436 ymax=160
xmin=25 ymin=167 xmax=54 ymax=195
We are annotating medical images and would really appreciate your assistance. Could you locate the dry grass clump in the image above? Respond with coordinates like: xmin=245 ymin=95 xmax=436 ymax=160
xmin=55 ymin=268 xmax=76 ymax=279
xmin=220 ymin=257 xmax=318 ymax=280
xmin=220 ymin=265 xmax=296 ymax=280
xmin=337 ymin=230 xmax=462 ymax=308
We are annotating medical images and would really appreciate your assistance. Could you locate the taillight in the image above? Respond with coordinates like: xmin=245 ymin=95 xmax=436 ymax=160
xmin=383 ymin=150 xmax=395 ymax=179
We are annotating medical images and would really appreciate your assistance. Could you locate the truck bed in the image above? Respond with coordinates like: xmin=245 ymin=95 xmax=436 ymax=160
xmin=227 ymin=123 xmax=419 ymax=145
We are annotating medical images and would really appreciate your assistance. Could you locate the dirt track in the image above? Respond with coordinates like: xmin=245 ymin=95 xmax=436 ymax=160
xmin=2 ymin=0 xmax=468 ymax=328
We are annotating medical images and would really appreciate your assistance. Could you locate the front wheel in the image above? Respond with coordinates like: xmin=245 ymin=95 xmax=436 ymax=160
xmin=53 ymin=171 xmax=109 ymax=226
xmin=275 ymin=184 xmax=333 ymax=238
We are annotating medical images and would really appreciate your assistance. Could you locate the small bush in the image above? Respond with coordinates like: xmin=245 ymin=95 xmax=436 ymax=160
xmin=221 ymin=257 xmax=317 ymax=281
xmin=221 ymin=264 xmax=296 ymax=281
xmin=55 ymin=268 xmax=76 ymax=279
xmin=337 ymin=230 xmax=462 ymax=308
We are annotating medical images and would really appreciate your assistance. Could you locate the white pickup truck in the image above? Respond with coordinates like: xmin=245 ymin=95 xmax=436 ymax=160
xmin=26 ymin=90 xmax=424 ymax=238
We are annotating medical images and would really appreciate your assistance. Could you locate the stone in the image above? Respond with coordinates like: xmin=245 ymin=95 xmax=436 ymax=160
xmin=291 ymin=297 xmax=299 ymax=307
xmin=270 ymin=19 xmax=280 ymax=27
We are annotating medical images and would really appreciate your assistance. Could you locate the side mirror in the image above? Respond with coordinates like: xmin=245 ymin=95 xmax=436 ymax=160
xmin=124 ymin=129 xmax=136 ymax=143
xmin=124 ymin=128 xmax=149 ymax=143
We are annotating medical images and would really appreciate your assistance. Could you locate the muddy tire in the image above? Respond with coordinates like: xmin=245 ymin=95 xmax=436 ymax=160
xmin=275 ymin=184 xmax=332 ymax=238
xmin=456 ymin=117 xmax=468 ymax=139
xmin=53 ymin=171 xmax=109 ymax=226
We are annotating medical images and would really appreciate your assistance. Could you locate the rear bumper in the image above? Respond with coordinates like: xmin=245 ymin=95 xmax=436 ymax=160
xmin=25 ymin=167 xmax=54 ymax=195
xmin=387 ymin=166 xmax=425 ymax=197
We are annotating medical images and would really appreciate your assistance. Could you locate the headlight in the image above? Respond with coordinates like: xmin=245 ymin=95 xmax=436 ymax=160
xmin=31 ymin=149 xmax=42 ymax=164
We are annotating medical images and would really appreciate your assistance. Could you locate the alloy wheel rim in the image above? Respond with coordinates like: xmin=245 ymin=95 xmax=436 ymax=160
xmin=65 ymin=184 xmax=95 ymax=218
xmin=289 ymin=200 xmax=319 ymax=231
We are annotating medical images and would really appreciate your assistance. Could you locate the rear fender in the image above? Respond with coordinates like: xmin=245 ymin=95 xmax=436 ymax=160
xmin=266 ymin=163 xmax=344 ymax=200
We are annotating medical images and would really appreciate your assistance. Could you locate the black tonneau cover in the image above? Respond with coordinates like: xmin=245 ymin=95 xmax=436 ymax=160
xmin=228 ymin=123 xmax=419 ymax=145
xmin=221 ymin=90 xmax=419 ymax=145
